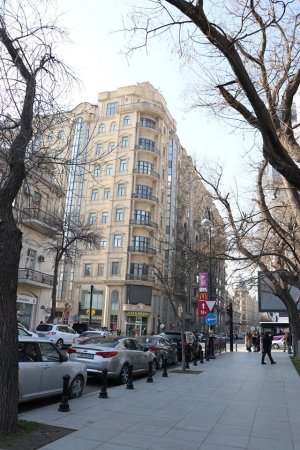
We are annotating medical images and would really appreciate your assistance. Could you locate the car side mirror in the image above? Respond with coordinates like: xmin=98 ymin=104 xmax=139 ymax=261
xmin=60 ymin=354 xmax=68 ymax=362
xmin=143 ymin=346 xmax=148 ymax=352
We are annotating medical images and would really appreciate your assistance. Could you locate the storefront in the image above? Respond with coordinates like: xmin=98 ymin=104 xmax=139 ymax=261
xmin=123 ymin=303 xmax=152 ymax=336
xmin=17 ymin=294 xmax=37 ymax=329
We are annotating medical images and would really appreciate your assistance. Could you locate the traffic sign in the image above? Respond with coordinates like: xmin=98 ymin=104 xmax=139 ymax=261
xmin=206 ymin=300 xmax=216 ymax=312
xmin=198 ymin=300 xmax=209 ymax=318
xmin=205 ymin=313 xmax=217 ymax=326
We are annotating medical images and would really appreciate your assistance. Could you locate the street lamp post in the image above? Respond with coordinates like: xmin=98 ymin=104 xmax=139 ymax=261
xmin=89 ymin=284 xmax=94 ymax=326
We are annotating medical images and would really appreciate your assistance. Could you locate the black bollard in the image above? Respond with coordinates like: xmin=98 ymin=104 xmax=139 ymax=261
xmin=126 ymin=364 xmax=134 ymax=390
xmin=200 ymin=349 xmax=204 ymax=364
xmin=146 ymin=361 xmax=154 ymax=383
xmin=205 ymin=340 xmax=209 ymax=361
xmin=162 ymin=355 xmax=168 ymax=377
xmin=58 ymin=374 xmax=70 ymax=412
xmin=185 ymin=352 xmax=190 ymax=369
xmin=99 ymin=368 xmax=109 ymax=398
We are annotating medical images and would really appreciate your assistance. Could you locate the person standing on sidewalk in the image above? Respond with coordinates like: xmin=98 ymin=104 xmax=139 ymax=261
xmin=261 ymin=332 xmax=276 ymax=364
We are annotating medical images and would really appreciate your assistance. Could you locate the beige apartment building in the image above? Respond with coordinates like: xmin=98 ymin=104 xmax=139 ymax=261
xmin=13 ymin=81 xmax=226 ymax=333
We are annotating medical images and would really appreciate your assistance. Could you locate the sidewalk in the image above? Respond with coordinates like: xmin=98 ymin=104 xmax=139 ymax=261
xmin=19 ymin=350 xmax=300 ymax=450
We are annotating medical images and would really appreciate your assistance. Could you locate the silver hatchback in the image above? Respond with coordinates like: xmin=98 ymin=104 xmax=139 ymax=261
xmin=67 ymin=336 xmax=157 ymax=384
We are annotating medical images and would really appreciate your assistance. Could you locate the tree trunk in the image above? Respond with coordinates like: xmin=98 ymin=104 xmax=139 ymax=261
xmin=48 ymin=255 xmax=60 ymax=323
xmin=0 ymin=204 xmax=22 ymax=433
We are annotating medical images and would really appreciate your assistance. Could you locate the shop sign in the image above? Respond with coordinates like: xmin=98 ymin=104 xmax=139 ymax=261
xmin=126 ymin=311 xmax=151 ymax=317
xmin=17 ymin=295 xmax=37 ymax=305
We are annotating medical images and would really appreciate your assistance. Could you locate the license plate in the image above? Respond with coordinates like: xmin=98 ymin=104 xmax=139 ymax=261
xmin=77 ymin=353 xmax=94 ymax=359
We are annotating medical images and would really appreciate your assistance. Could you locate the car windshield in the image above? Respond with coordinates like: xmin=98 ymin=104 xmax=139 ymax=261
xmin=78 ymin=336 xmax=119 ymax=346
xmin=36 ymin=324 xmax=53 ymax=331
xmin=161 ymin=333 xmax=181 ymax=341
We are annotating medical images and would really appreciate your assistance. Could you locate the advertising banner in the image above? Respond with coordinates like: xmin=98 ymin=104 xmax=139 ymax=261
xmin=199 ymin=272 xmax=208 ymax=292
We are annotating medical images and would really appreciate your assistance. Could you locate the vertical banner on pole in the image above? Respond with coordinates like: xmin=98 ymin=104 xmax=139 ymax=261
xmin=198 ymin=291 xmax=208 ymax=318
xmin=199 ymin=272 xmax=208 ymax=292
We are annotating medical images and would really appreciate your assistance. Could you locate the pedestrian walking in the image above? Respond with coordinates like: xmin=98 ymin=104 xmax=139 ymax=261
xmin=261 ymin=332 xmax=276 ymax=365
xmin=245 ymin=331 xmax=253 ymax=352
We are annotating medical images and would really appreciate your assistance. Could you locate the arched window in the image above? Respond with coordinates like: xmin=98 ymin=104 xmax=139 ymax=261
xmin=110 ymin=122 xmax=117 ymax=131
xmin=99 ymin=123 xmax=105 ymax=134
xmin=123 ymin=116 xmax=130 ymax=126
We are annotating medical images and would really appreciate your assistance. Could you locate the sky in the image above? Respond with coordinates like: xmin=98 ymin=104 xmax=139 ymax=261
xmin=56 ymin=0 xmax=258 ymax=194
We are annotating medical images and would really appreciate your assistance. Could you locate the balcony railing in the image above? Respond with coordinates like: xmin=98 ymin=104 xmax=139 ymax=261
xmin=131 ymin=192 xmax=158 ymax=203
xmin=137 ymin=122 xmax=161 ymax=132
xmin=20 ymin=208 xmax=58 ymax=229
xmin=133 ymin=168 xmax=160 ymax=179
xmin=134 ymin=145 xmax=160 ymax=155
xmin=126 ymin=274 xmax=155 ymax=282
xmin=130 ymin=219 xmax=158 ymax=229
xmin=128 ymin=246 xmax=156 ymax=255
xmin=18 ymin=268 xmax=54 ymax=286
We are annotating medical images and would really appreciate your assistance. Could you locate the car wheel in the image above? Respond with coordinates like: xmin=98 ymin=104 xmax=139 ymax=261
xmin=56 ymin=338 xmax=63 ymax=350
xmin=119 ymin=364 xmax=129 ymax=384
xmin=68 ymin=375 xmax=84 ymax=398
xmin=273 ymin=343 xmax=279 ymax=349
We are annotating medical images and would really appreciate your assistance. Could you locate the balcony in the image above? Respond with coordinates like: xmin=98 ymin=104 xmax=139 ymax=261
xmin=130 ymin=219 xmax=158 ymax=229
xmin=18 ymin=268 xmax=54 ymax=288
xmin=128 ymin=246 xmax=156 ymax=255
xmin=19 ymin=208 xmax=58 ymax=234
xmin=133 ymin=168 xmax=160 ymax=179
xmin=119 ymin=101 xmax=166 ymax=119
xmin=131 ymin=192 xmax=158 ymax=203
xmin=134 ymin=145 xmax=160 ymax=155
xmin=126 ymin=274 xmax=155 ymax=282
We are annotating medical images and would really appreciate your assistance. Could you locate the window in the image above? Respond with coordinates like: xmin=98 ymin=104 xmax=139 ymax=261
xmin=91 ymin=189 xmax=98 ymax=201
xmin=119 ymin=159 xmax=127 ymax=171
xmin=136 ymin=161 xmax=153 ymax=174
xmin=57 ymin=130 xmax=64 ymax=139
xmin=114 ymin=234 xmax=122 ymax=247
xmin=89 ymin=212 xmax=97 ymax=224
xmin=130 ymin=263 xmax=149 ymax=277
xmin=110 ymin=122 xmax=117 ymax=131
xmin=96 ymin=144 xmax=104 ymax=155
xmin=139 ymin=138 xmax=155 ymax=150
xmin=106 ymin=164 xmax=113 ymax=175
xmin=123 ymin=115 xmax=130 ymax=125
xmin=99 ymin=238 xmax=107 ymax=249
xmin=108 ymin=142 xmax=115 ymax=152
xmin=136 ymin=185 xmax=152 ymax=198
xmin=25 ymin=248 xmax=37 ymax=269
xmin=121 ymin=136 xmax=129 ymax=147
xmin=84 ymin=264 xmax=92 ymax=277
xmin=132 ymin=236 xmax=150 ymax=251
xmin=134 ymin=209 xmax=151 ymax=224
xmin=104 ymin=188 xmax=111 ymax=199
xmin=98 ymin=123 xmax=105 ymax=133
xmin=140 ymin=118 xmax=156 ymax=128
xmin=102 ymin=212 xmax=109 ymax=224
xmin=111 ymin=261 xmax=120 ymax=275
xmin=94 ymin=166 xmax=101 ymax=176
xmin=115 ymin=208 xmax=124 ymax=221
xmin=106 ymin=102 xmax=118 ymax=116
xmin=97 ymin=264 xmax=104 ymax=276
xmin=117 ymin=183 xmax=125 ymax=196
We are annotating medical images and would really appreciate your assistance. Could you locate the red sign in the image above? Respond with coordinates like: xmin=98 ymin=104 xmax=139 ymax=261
xmin=198 ymin=292 xmax=208 ymax=301
xmin=198 ymin=300 xmax=209 ymax=318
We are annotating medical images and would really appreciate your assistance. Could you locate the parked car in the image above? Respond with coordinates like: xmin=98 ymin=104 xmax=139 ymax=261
xmin=272 ymin=336 xmax=285 ymax=349
xmin=67 ymin=336 xmax=157 ymax=384
xmin=73 ymin=330 xmax=110 ymax=344
xmin=72 ymin=324 xmax=112 ymax=335
xmin=18 ymin=337 xmax=87 ymax=402
xmin=159 ymin=331 xmax=201 ymax=362
xmin=136 ymin=335 xmax=178 ymax=369
xmin=35 ymin=324 xmax=79 ymax=349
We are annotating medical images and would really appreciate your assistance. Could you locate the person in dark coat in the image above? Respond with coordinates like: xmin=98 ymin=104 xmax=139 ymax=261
xmin=261 ymin=332 xmax=276 ymax=365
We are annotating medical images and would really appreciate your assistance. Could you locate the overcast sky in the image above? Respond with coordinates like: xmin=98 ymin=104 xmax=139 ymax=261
xmin=56 ymin=0 xmax=258 ymax=193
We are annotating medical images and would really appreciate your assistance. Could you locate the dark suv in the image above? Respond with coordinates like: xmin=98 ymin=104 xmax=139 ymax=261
xmin=159 ymin=331 xmax=200 ymax=362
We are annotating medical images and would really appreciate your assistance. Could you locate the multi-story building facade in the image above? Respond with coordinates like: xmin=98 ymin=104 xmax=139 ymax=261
xmin=12 ymin=82 xmax=226 ymax=333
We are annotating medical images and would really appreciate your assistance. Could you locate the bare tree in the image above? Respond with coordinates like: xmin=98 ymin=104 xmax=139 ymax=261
xmin=44 ymin=213 xmax=101 ymax=324
xmin=127 ymin=1 xmax=300 ymax=194
xmin=0 ymin=1 xmax=74 ymax=434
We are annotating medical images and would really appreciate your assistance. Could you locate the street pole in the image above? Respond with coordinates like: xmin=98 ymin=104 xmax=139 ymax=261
xmin=89 ymin=284 xmax=94 ymax=326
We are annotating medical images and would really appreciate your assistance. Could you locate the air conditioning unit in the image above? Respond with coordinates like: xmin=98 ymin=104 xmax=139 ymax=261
xmin=38 ymin=255 xmax=45 ymax=262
